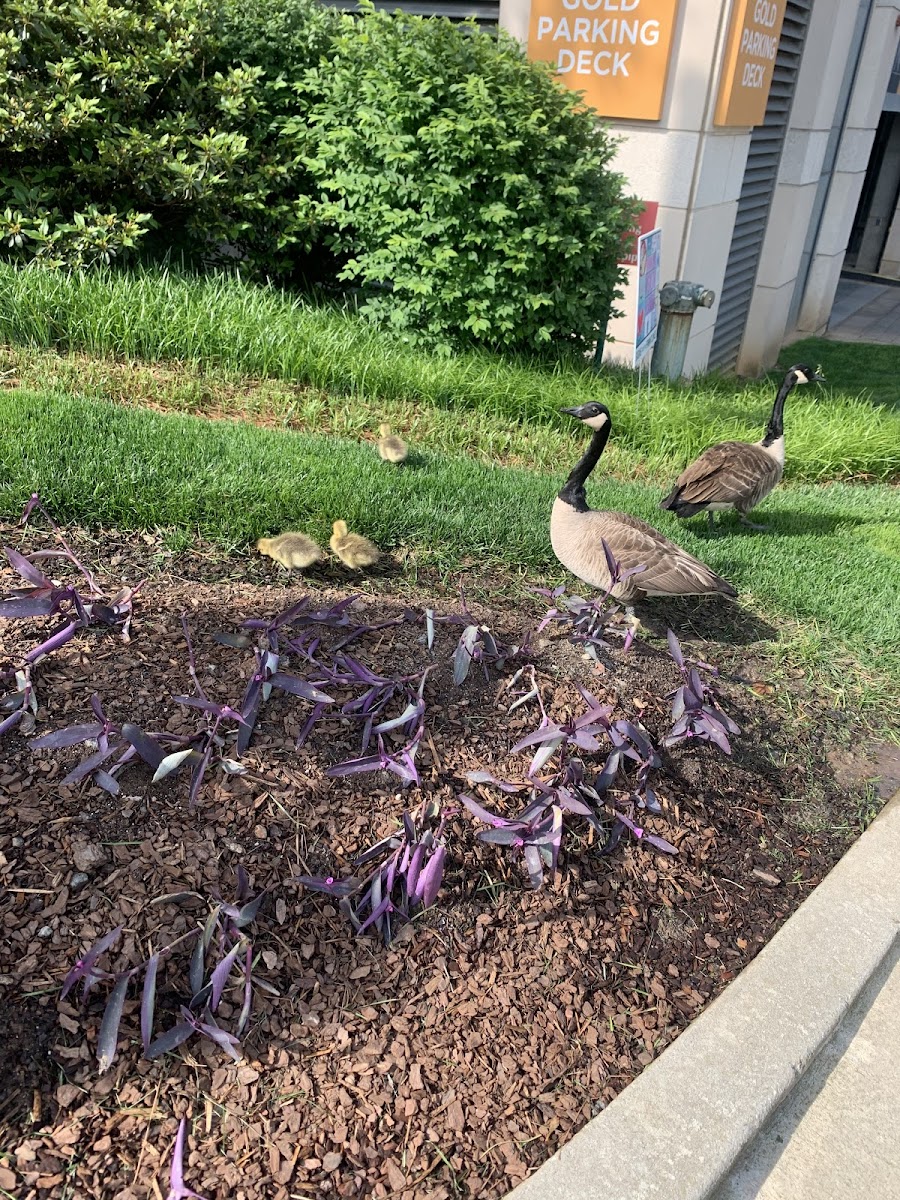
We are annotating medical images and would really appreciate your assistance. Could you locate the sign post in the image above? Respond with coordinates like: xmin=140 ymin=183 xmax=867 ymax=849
xmin=634 ymin=228 xmax=661 ymax=368
xmin=527 ymin=0 xmax=679 ymax=120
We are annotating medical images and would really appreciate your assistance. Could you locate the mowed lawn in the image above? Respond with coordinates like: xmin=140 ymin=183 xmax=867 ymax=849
xmin=1 ymin=389 xmax=897 ymax=691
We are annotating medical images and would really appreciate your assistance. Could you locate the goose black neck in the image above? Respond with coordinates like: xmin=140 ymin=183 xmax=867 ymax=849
xmin=762 ymin=373 xmax=796 ymax=446
xmin=558 ymin=422 xmax=611 ymax=511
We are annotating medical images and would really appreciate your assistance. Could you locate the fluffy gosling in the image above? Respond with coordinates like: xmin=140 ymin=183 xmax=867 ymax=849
xmin=329 ymin=520 xmax=380 ymax=570
xmin=377 ymin=423 xmax=408 ymax=464
xmin=256 ymin=532 xmax=324 ymax=570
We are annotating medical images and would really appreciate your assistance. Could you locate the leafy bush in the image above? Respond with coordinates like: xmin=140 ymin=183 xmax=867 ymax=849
xmin=296 ymin=2 xmax=638 ymax=354
xmin=0 ymin=0 xmax=336 ymax=272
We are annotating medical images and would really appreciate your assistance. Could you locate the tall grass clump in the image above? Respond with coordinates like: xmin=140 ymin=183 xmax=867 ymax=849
xmin=0 ymin=263 xmax=898 ymax=482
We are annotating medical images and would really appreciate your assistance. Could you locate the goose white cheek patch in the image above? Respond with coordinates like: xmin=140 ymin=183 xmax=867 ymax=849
xmin=584 ymin=413 xmax=609 ymax=430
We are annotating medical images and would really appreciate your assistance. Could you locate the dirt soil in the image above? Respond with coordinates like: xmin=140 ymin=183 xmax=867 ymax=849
xmin=0 ymin=525 xmax=872 ymax=1200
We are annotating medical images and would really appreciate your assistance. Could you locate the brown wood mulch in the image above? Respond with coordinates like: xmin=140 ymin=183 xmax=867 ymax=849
xmin=0 ymin=527 xmax=863 ymax=1200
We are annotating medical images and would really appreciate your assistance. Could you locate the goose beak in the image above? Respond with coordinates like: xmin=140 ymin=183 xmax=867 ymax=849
xmin=811 ymin=366 xmax=826 ymax=382
xmin=560 ymin=404 xmax=588 ymax=418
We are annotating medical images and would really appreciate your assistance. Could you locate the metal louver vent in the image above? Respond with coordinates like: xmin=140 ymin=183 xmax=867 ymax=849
xmin=321 ymin=0 xmax=500 ymax=27
xmin=708 ymin=0 xmax=813 ymax=370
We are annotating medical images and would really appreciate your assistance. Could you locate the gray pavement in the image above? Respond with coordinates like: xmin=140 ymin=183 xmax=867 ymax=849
xmin=506 ymin=792 xmax=900 ymax=1200
xmin=826 ymin=276 xmax=900 ymax=343
xmin=716 ymin=943 xmax=900 ymax=1200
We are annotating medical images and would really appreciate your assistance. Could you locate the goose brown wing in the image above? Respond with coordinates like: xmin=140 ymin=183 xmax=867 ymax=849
xmin=593 ymin=511 xmax=736 ymax=596
xmin=674 ymin=442 xmax=778 ymax=505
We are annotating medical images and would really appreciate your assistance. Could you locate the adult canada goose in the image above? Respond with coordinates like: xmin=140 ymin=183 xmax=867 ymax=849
xmin=551 ymin=402 xmax=737 ymax=602
xmin=257 ymin=532 xmax=324 ymax=570
xmin=330 ymin=520 xmax=381 ymax=570
xmin=660 ymin=363 xmax=825 ymax=532
xmin=377 ymin=423 xmax=408 ymax=464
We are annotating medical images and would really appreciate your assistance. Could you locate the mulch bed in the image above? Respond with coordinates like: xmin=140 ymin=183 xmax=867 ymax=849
xmin=0 ymin=526 xmax=863 ymax=1200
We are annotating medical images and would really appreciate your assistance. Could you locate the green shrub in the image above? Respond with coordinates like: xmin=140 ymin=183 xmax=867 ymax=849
xmin=295 ymin=3 xmax=638 ymax=355
xmin=0 ymin=0 xmax=241 ymax=265
xmin=0 ymin=0 xmax=336 ymax=273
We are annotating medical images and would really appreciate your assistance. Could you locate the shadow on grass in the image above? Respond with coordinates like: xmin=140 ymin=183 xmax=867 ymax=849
xmin=638 ymin=595 xmax=777 ymax=647
xmin=679 ymin=510 xmax=870 ymax=539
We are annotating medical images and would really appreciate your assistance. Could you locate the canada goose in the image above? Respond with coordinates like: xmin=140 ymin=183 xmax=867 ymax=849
xmin=377 ymin=424 xmax=408 ymax=464
xmin=551 ymin=402 xmax=737 ymax=602
xmin=330 ymin=520 xmax=380 ymax=570
xmin=257 ymin=532 xmax=324 ymax=570
xmin=660 ymin=363 xmax=825 ymax=532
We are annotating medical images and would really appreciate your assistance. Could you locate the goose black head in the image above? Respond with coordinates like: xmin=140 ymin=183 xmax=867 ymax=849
xmin=560 ymin=401 xmax=612 ymax=431
xmin=787 ymin=363 xmax=825 ymax=384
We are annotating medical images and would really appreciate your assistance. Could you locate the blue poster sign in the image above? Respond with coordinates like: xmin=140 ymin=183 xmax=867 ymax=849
xmin=634 ymin=228 xmax=661 ymax=367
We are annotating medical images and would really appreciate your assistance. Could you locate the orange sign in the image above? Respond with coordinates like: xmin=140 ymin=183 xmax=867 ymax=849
xmin=714 ymin=0 xmax=787 ymax=126
xmin=527 ymin=0 xmax=679 ymax=121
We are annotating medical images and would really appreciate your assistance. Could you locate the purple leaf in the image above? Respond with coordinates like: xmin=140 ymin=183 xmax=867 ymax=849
xmin=147 ymin=1021 xmax=196 ymax=1061
xmin=600 ymin=538 xmax=619 ymax=583
xmin=236 ymin=676 xmax=262 ymax=756
xmin=59 ymin=744 xmax=117 ymax=787
xmin=511 ymin=721 xmax=563 ymax=752
xmin=458 ymin=793 xmax=509 ymax=827
xmin=209 ymin=939 xmax=247 ymax=1010
xmin=666 ymin=629 xmax=685 ymax=668
xmin=4 ymin=546 xmax=52 ymax=588
xmin=234 ymin=891 xmax=266 ymax=928
xmin=598 ymin=819 xmax=626 ymax=856
xmin=141 ymin=954 xmax=159 ymax=1054
xmin=189 ymin=932 xmax=206 ymax=998
xmin=0 ymin=592 xmax=56 ymax=618
xmin=479 ymin=827 xmax=526 ymax=846
xmin=0 ymin=707 xmax=25 ymax=736
xmin=417 ymin=845 xmax=446 ymax=907
xmin=26 ymin=620 xmax=79 ymax=661
xmin=167 ymin=1117 xmax=212 ymax=1200
xmin=296 ymin=874 xmax=359 ymax=898
xmin=357 ymin=894 xmax=394 ymax=936
xmin=643 ymin=832 xmax=679 ymax=854
xmin=32 ymin=722 xmax=103 ymax=750
xmin=61 ymin=925 xmax=123 ymax=1001
xmin=523 ymin=843 xmax=544 ymax=889
xmin=453 ymin=625 xmax=480 ymax=686
xmin=464 ymin=770 xmax=526 ymax=794
xmin=121 ymin=724 xmax=165 ymax=771
xmin=152 ymin=748 xmax=197 ymax=783
xmin=326 ymin=752 xmax=386 ymax=778
xmin=195 ymin=1016 xmax=242 ymax=1061
xmin=270 ymin=672 xmax=334 ymax=704
xmin=236 ymin=945 xmax=253 ymax=1038
xmin=405 ymin=843 xmax=426 ymax=899
xmin=94 ymin=768 xmax=121 ymax=795
xmin=97 ymin=972 xmax=130 ymax=1074
xmin=188 ymin=743 xmax=212 ymax=811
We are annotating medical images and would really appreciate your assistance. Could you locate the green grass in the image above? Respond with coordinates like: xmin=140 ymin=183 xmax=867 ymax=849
xmin=782 ymin=338 xmax=900 ymax=410
xmin=1 ymin=263 xmax=898 ymax=482
xmin=2 ymin=389 xmax=898 ymax=695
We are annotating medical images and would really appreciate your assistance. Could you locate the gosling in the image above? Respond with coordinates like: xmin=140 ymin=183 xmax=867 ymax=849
xmin=329 ymin=520 xmax=381 ymax=570
xmin=377 ymin=424 xmax=408 ymax=464
xmin=257 ymin=532 xmax=324 ymax=570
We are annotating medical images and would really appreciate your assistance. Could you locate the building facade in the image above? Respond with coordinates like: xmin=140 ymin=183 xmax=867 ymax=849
xmin=499 ymin=0 xmax=900 ymax=375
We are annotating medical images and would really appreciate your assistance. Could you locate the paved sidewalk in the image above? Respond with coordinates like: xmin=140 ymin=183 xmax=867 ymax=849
xmin=826 ymin=276 xmax=900 ymax=343
xmin=716 ymin=945 xmax=900 ymax=1199
xmin=506 ymin=792 xmax=900 ymax=1200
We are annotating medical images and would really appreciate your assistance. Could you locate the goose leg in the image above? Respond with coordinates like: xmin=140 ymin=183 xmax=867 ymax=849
xmin=738 ymin=515 xmax=770 ymax=532
xmin=706 ymin=511 xmax=720 ymax=536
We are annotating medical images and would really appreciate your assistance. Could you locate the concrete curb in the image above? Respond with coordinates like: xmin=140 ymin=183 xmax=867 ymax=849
xmin=506 ymin=792 xmax=900 ymax=1200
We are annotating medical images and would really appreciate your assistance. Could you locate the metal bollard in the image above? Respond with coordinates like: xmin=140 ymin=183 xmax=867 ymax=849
xmin=652 ymin=281 xmax=715 ymax=380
